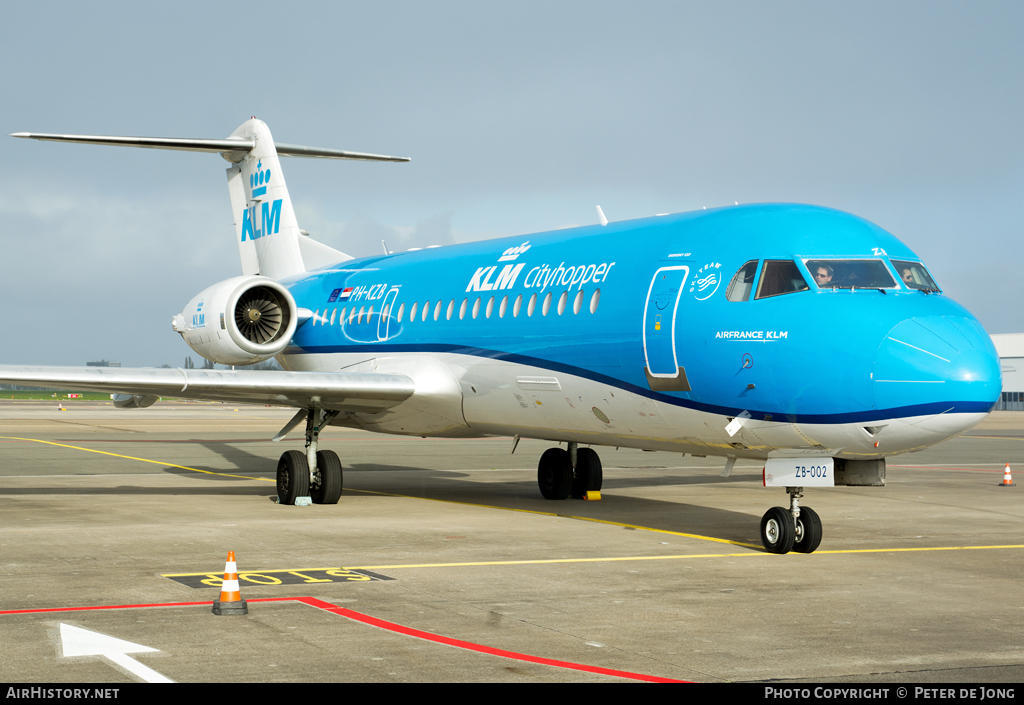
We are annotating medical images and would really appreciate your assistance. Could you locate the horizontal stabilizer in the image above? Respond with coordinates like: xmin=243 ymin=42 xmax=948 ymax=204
xmin=9 ymin=133 xmax=410 ymax=163
xmin=0 ymin=365 xmax=415 ymax=413
xmin=276 ymin=142 xmax=410 ymax=162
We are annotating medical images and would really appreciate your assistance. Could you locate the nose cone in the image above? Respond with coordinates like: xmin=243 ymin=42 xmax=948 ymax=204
xmin=874 ymin=316 xmax=1001 ymax=417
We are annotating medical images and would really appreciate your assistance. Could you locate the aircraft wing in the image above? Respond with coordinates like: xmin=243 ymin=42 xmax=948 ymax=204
xmin=0 ymin=365 xmax=415 ymax=413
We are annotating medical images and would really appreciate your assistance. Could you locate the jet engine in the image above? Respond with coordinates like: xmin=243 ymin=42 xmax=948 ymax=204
xmin=172 ymin=276 xmax=299 ymax=366
xmin=112 ymin=393 xmax=159 ymax=409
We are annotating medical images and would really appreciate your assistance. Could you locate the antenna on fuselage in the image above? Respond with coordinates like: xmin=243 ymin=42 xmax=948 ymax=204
xmin=596 ymin=205 xmax=608 ymax=226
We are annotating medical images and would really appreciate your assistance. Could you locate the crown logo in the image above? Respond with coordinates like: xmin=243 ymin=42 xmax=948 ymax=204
xmin=499 ymin=241 xmax=530 ymax=261
xmin=249 ymin=160 xmax=271 ymax=197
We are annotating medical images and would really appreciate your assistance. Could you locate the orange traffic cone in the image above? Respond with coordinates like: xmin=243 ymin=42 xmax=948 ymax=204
xmin=1000 ymin=464 xmax=1015 ymax=487
xmin=212 ymin=551 xmax=248 ymax=615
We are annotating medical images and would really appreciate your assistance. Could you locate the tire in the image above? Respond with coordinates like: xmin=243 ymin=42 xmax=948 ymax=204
xmin=277 ymin=450 xmax=310 ymax=505
xmin=538 ymin=448 xmax=572 ymax=500
xmin=311 ymin=450 xmax=343 ymax=505
xmin=571 ymin=447 xmax=603 ymax=498
xmin=792 ymin=506 xmax=822 ymax=554
xmin=760 ymin=506 xmax=796 ymax=554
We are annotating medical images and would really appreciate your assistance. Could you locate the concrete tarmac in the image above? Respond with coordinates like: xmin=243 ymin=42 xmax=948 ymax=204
xmin=1 ymin=399 xmax=1022 ymax=683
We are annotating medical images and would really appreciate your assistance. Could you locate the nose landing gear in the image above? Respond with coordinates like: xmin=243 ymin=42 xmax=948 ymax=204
xmin=760 ymin=487 xmax=822 ymax=554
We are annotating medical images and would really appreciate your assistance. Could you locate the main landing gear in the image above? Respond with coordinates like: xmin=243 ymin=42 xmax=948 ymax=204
xmin=276 ymin=406 xmax=343 ymax=506
xmin=760 ymin=487 xmax=822 ymax=554
xmin=537 ymin=442 xmax=603 ymax=500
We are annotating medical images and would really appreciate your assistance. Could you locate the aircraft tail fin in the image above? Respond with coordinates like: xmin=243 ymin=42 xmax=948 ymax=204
xmin=11 ymin=120 xmax=410 ymax=280
xmin=226 ymin=118 xmax=308 ymax=279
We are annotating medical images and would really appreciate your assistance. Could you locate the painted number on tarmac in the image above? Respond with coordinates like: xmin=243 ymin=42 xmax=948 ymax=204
xmin=162 ymin=568 xmax=393 ymax=589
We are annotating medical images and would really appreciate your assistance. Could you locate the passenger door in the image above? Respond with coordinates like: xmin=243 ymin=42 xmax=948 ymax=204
xmin=643 ymin=266 xmax=689 ymax=380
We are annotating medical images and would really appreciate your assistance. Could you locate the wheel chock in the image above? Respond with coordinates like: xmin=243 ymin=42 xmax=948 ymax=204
xmin=212 ymin=551 xmax=248 ymax=616
xmin=294 ymin=496 xmax=313 ymax=506
xmin=1000 ymin=463 xmax=1015 ymax=487
xmin=584 ymin=491 xmax=601 ymax=500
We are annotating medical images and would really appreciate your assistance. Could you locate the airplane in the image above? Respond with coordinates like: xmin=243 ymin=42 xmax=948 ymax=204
xmin=2 ymin=118 xmax=1002 ymax=555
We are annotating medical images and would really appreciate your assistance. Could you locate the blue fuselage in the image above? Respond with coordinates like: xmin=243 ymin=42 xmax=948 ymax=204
xmin=281 ymin=203 xmax=1000 ymax=457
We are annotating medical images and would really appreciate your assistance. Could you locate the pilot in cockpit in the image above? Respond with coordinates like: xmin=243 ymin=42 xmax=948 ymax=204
xmin=813 ymin=264 xmax=833 ymax=288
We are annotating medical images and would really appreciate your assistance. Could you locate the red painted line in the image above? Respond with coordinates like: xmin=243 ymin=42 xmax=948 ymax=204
xmin=0 ymin=597 xmax=685 ymax=682
xmin=0 ymin=601 xmax=210 ymax=615
xmin=293 ymin=596 xmax=685 ymax=682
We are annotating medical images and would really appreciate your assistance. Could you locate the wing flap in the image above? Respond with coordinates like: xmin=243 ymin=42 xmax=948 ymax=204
xmin=0 ymin=366 xmax=414 ymax=413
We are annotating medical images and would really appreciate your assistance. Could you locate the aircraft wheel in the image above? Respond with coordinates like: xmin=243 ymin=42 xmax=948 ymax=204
xmin=277 ymin=450 xmax=310 ymax=505
xmin=311 ymin=450 xmax=343 ymax=505
xmin=792 ymin=506 xmax=822 ymax=554
xmin=571 ymin=447 xmax=603 ymax=498
xmin=760 ymin=506 xmax=795 ymax=554
xmin=538 ymin=448 xmax=572 ymax=500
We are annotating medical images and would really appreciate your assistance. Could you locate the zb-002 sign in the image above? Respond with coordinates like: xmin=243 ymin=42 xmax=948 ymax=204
xmin=763 ymin=457 xmax=835 ymax=487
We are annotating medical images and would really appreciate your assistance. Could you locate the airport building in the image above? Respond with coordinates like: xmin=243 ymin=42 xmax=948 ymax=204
xmin=992 ymin=333 xmax=1024 ymax=411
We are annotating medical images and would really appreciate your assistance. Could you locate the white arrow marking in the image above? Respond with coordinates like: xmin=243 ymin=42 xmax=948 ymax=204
xmin=59 ymin=623 xmax=174 ymax=683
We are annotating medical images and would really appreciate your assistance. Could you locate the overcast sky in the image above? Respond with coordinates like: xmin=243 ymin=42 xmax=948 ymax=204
xmin=1 ymin=1 xmax=1022 ymax=366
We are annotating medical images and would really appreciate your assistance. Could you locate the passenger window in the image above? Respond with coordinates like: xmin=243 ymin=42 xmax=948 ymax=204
xmin=755 ymin=260 xmax=809 ymax=299
xmin=804 ymin=259 xmax=896 ymax=290
xmin=890 ymin=259 xmax=940 ymax=292
xmin=726 ymin=260 xmax=758 ymax=302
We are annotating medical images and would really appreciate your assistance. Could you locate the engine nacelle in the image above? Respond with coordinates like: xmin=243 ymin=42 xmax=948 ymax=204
xmin=172 ymin=276 xmax=299 ymax=366
xmin=112 ymin=393 xmax=159 ymax=409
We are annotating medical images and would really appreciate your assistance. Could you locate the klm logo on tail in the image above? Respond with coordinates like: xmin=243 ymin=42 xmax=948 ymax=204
xmin=241 ymin=160 xmax=282 ymax=242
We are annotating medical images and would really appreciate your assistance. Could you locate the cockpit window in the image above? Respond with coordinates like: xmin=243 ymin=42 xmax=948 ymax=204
xmin=726 ymin=260 xmax=758 ymax=302
xmin=755 ymin=260 xmax=809 ymax=299
xmin=891 ymin=260 xmax=940 ymax=292
xmin=804 ymin=259 xmax=896 ymax=290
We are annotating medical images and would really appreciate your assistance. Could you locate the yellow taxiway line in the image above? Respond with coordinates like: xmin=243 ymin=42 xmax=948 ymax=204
xmin=346 ymin=543 xmax=1024 ymax=570
xmin=7 ymin=435 xmax=1024 ymax=564
xmin=0 ymin=436 xmax=276 ymax=482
